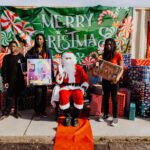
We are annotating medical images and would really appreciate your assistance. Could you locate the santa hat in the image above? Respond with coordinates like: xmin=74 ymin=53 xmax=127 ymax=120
xmin=62 ymin=52 xmax=77 ymax=64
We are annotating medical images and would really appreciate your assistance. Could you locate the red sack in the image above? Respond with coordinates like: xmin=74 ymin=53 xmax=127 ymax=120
xmin=119 ymin=88 xmax=131 ymax=115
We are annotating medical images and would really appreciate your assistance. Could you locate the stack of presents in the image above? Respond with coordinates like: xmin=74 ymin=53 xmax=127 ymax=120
xmin=90 ymin=54 xmax=150 ymax=120
xmin=0 ymin=54 xmax=150 ymax=120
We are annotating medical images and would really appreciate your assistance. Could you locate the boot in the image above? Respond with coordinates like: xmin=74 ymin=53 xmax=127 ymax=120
xmin=13 ymin=97 xmax=21 ymax=119
xmin=72 ymin=118 xmax=78 ymax=127
xmin=72 ymin=108 xmax=80 ymax=127
xmin=64 ymin=108 xmax=72 ymax=126
xmin=55 ymin=102 xmax=60 ymax=121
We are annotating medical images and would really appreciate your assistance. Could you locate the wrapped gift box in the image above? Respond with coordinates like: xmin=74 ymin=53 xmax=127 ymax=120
xmin=127 ymin=80 xmax=150 ymax=117
xmin=91 ymin=84 xmax=103 ymax=95
xmin=128 ymin=80 xmax=145 ymax=102
xmin=143 ymin=101 xmax=150 ymax=118
xmin=136 ymin=101 xmax=150 ymax=118
xmin=128 ymin=66 xmax=150 ymax=82
xmin=119 ymin=88 xmax=131 ymax=116
xmin=122 ymin=54 xmax=131 ymax=66
xmin=144 ymin=82 xmax=150 ymax=101
xmin=90 ymin=94 xmax=102 ymax=116
xmin=131 ymin=59 xmax=150 ymax=66
xmin=98 ymin=59 xmax=123 ymax=81
xmin=109 ymin=92 xmax=126 ymax=117
xmin=143 ymin=100 xmax=150 ymax=117
xmin=119 ymin=67 xmax=129 ymax=88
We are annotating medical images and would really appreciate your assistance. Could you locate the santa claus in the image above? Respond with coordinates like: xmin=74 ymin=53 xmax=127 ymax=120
xmin=55 ymin=52 xmax=89 ymax=126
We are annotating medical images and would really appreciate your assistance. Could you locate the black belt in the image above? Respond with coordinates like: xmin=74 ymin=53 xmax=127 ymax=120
xmin=61 ymin=83 xmax=81 ymax=86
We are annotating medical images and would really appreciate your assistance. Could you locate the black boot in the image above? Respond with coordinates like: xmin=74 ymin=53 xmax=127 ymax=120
xmin=64 ymin=108 xmax=71 ymax=126
xmin=55 ymin=106 xmax=59 ymax=121
xmin=13 ymin=97 xmax=21 ymax=119
xmin=72 ymin=108 xmax=80 ymax=127
xmin=72 ymin=118 xmax=78 ymax=127
xmin=55 ymin=102 xmax=60 ymax=121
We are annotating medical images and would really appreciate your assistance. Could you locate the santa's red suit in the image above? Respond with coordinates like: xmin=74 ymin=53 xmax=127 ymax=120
xmin=56 ymin=54 xmax=89 ymax=111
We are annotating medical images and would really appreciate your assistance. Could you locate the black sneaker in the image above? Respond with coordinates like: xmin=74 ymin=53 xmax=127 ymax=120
xmin=13 ymin=112 xmax=21 ymax=119
xmin=72 ymin=118 xmax=79 ymax=127
xmin=41 ymin=112 xmax=48 ymax=117
xmin=102 ymin=115 xmax=109 ymax=120
xmin=64 ymin=117 xmax=72 ymax=126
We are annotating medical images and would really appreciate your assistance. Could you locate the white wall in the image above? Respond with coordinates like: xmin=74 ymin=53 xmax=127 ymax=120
xmin=131 ymin=9 xmax=150 ymax=58
xmin=0 ymin=0 xmax=150 ymax=7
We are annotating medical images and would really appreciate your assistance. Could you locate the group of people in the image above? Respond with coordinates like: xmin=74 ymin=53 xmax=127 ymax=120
xmin=0 ymin=34 xmax=123 ymax=127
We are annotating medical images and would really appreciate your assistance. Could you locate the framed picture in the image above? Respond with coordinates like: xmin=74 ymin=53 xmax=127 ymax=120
xmin=27 ymin=59 xmax=52 ymax=86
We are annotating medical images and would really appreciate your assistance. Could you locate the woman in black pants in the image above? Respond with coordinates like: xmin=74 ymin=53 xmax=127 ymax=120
xmin=101 ymin=38 xmax=123 ymax=126
xmin=26 ymin=33 xmax=54 ymax=117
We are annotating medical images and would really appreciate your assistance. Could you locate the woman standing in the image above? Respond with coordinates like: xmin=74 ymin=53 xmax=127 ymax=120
xmin=101 ymin=38 xmax=123 ymax=126
xmin=26 ymin=33 xmax=54 ymax=117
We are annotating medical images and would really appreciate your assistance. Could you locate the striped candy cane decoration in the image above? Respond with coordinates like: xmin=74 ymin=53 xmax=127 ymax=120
xmin=98 ymin=10 xmax=116 ymax=25
xmin=0 ymin=53 xmax=8 ymax=68
xmin=1 ymin=10 xmax=21 ymax=34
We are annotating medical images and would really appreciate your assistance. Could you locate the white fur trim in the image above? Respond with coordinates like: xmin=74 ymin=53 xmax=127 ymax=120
xmin=81 ymin=82 xmax=89 ymax=89
xmin=74 ymin=103 xmax=83 ymax=109
xmin=60 ymin=86 xmax=82 ymax=91
xmin=79 ymin=87 xmax=85 ymax=94
xmin=51 ymin=85 xmax=60 ymax=102
xmin=59 ymin=103 xmax=70 ymax=110
xmin=59 ymin=86 xmax=84 ymax=95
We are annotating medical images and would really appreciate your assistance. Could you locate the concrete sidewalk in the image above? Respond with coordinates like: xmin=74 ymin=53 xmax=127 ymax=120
xmin=0 ymin=108 xmax=149 ymax=137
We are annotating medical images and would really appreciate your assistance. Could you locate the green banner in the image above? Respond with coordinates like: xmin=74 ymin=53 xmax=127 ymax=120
xmin=0 ymin=6 xmax=133 ymax=64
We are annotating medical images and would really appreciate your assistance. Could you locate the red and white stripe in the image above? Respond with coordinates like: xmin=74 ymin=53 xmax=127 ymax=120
xmin=98 ymin=10 xmax=116 ymax=25
xmin=0 ymin=53 xmax=8 ymax=68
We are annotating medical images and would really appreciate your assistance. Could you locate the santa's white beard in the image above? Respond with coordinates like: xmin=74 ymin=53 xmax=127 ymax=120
xmin=63 ymin=60 xmax=76 ymax=83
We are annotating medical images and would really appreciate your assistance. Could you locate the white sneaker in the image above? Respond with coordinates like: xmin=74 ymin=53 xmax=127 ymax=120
xmin=97 ymin=115 xmax=109 ymax=122
xmin=97 ymin=117 xmax=104 ymax=122
xmin=110 ymin=118 xmax=118 ymax=127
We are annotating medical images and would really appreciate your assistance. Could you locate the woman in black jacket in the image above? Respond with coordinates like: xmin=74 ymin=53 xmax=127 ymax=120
xmin=26 ymin=33 xmax=54 ymax=117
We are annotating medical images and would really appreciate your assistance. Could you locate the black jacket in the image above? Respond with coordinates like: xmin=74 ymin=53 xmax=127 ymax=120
xmin=26 ymin=47 xmax=54 ymax=81
xmin=2 ymin=53 xmax=26 ymax=96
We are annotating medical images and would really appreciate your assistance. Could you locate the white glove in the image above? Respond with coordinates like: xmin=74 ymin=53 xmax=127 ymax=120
xmin=56 ymin=73 xmax=64 ymax=84
xmin=51 ymin=101 xmax=56 ymax=108
xmin=80 ymin=87 xmax=85 ymax=95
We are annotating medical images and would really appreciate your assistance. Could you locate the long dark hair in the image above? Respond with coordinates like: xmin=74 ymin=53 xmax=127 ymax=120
xmin=103 ymin=38 xmax=117 ymax=61
xmin=33 ymin=33 xmax=47 ymax=57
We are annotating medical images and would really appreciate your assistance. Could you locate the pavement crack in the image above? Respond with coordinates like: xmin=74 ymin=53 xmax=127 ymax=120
xmin=23 ymin=114 xmax=34 ymax=136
